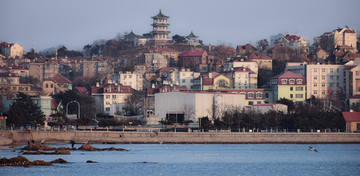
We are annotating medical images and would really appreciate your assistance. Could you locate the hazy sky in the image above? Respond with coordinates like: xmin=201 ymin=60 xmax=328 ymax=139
xmin=1 ymin=0 xmax=359 ymax=51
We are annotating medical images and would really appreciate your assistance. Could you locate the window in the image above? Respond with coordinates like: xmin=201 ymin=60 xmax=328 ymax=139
xmin=322 ymin=83 xmax=325 ymax=87
xmin=314 ymin=90 xmax=317 ymax=94
xmin=296 ymin=94 xmax=303 ymax=98
xmin=290 ymin=94 xmax=293 ymax=98
xmin=51 ymin=84 xmax=53 ymax=88
xmin=314 ymin=76 xmax=317 ymax=80
xmin=182 ymin=80 xmax=186 ymax=83
xmin=322 ymin=91 xmax=325 ymax=95
xmin=248 ymin=92 xmax=254 ymax=98
xmin=322 ymin=75 xmax=325 ymax=80
xmin=105 ymin=107 xmax=110 ymax=111
xmin=330 ymin=83 xmax=334 ymax=87
xmin=297 ymin=79 xmax=303 ymax=84
xmin=330 ymin=68 xmax=334 ymax=73
xmin=322 ymin=68 xmax=326 ymax=72
xmin=296 ymin=87 xmax=303 ymax=91
xmin=123 ymin=75 xmax=127 ymax=79
xmin=357 ymin=123 xmax=360 ymax=131
xmin=106 ymin=95 xmax=110 ymax=99
xmin=265 ymin=93 xmax=269 ymax=98
xmin=248 ymin=101 xmax=254 ymax=105
xmin=112 ymin=95 xmax=116 ymax=99
xmin=330 ymin=76 xmax=334 ymax=80
xmin=106 ymin=101 xmax=110 ymax=105
xmin=256 ymin=92 xmax=262 ymax=98
xmin=289 ymin=79 xmax=295 ymax=84
xmin=46 ymin=84 xmax=48 ymax=88
xmin=129 ymin=75 xmax=132 ymax=78
xmin=290 ymin=87 xmax=293 ymax=91
xmin=314 ymin=68 xmax=317 ymax=72
xmin=13 ymin=87 xmax=16 ymax=90
xmin=281 ymin=79 xmax=287 ymax=84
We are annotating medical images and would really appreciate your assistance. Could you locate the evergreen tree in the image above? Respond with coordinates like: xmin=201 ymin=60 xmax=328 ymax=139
xmin=7 ymin=103 xmax=23 ymax=127
xmin=9 ymin=92 xmax=45 ymax=127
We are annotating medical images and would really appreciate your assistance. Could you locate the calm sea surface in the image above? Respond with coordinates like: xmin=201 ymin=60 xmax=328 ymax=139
xmin=1 ymin=144 xmax=360 ymax=176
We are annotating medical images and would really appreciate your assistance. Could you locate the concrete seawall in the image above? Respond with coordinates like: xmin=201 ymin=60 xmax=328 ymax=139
xmin=1 ymin=130 xmax=360 ymax=145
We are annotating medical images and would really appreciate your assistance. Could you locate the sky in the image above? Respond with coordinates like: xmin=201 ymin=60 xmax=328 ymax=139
xmin=1 ymin=0 xmax=359 ymax=51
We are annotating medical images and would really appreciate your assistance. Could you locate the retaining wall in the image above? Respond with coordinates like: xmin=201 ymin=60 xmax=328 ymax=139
xmin=1 ymin=130 xmax=360 ymax=145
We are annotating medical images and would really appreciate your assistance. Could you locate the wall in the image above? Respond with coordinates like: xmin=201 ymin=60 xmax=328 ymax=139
xmin=1 ymin=131 xmax=360 ymax=145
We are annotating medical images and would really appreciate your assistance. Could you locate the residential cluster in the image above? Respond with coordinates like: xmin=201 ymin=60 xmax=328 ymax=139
xmin=0 ymin=10 xmax=359 ymax=130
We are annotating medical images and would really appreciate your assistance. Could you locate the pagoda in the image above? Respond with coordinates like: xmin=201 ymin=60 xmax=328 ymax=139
xmin=150 ymin=10 xmax=171 ymax=45
xmin=186 ymin=31 xmax=200 ymax=46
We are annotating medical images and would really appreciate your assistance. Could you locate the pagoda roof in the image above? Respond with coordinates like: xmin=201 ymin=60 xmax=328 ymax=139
xmin=151 ymin=23 xmax=170 ymax=27
xmin=150 ymin=31 xmax=171 ymax=34
xmin=187 ymin=31 xmax=198 ymax=39
xmin=124 ymin=30 xmax=142 ymax=38
xmin=152 ymin=10 xmax=169 ymax=19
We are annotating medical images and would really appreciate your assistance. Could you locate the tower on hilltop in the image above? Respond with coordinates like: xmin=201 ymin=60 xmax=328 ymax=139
xmin=149 ymin=10 xmax=171 ymax=45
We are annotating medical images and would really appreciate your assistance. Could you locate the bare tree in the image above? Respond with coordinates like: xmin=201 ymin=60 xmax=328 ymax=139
xmin=184 ymin=105 xmax=195 ymax=123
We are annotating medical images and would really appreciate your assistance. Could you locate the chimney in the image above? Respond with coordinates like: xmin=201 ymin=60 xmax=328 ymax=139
xmin=209 ymin=72 xmax=212 ymax=78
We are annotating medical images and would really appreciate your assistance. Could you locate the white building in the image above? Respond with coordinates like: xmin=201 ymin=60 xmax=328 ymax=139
xmin=231 ymin=67 xmax=257 ymax=89
xmin=113 ymin=71 xmax=143 ymax=91
xmin=224 ymin=60 xmax=258 ymax=73
xmin=286 ymin=62 xmax=307 ymax=77
xmin=306 ymin=64 xmax=346 ymax=99
xmin=91 ymin=83 xmax=133 ymax=114
xmin=155 ymin=91 xmax=246 ymax=123
xmin=167 ymin=68 xmax=200 ymax=89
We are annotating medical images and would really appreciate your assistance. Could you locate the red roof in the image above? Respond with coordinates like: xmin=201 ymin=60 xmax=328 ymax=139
xmin=91 ymin=84 xmax=133 ymax=94
xmin=74 ymin=87 xmax=89 ymax=95
xmin=342 ymin=51 xmax=360 ymax=61
xmin=179 ymin=50 xmax=205 ymax=57
xmin=45 ymin=74 xmax=72 ymax=84
xmin=233 ymin=67 xmax=255 ymax=73
xmin=253 ymin=103 xmax=285 ymax=106
xmin=342 ymin=112 xmax=360 ymax=122
xmin=284 ymin=35 xmax=301 ymax=41
xmin=272 ymin=71 xmax=305 ymax=79
xmin=248 ymin=51 xmax=272 ymax=60
xmin=157 ymin=67 xmax=177 ymax=73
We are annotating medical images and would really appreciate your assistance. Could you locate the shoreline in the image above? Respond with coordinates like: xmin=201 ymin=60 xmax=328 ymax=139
xmin=1 ymin=130 xmax=360 ymax=145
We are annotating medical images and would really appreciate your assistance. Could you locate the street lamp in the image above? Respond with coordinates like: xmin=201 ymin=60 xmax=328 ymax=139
xmin=66 ymin=100 xmax=80 ymax=119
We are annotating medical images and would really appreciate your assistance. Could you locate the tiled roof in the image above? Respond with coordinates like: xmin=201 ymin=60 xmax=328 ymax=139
xmin=0 ymin=73 xmax=19 ymax=77
xmin=342 ymin=51 xmax=360 ymax=61
xmin=179 ymin=50 xmax=205 ymax=57
xmin=91 ymin=84 xmax=133 ymax=94
xmin=157 ymin=67 xmax=177 ymax=73
xmin=233 ymin=67 xmax=255 ymax=73
xmin=152 ymin=9 xmax=169 ymax=19
xmin=342 ymin=112 xmax=360 ymax=122
xmin=45 ymin=74 xmax=72 ymax=84
xmin=284 ymin=35 xmax=301 ymax=41
xmin=236 ymin=44 xmax=257 ymax=51
xmin=74 ymin=87 xmax=88 ymax=95
xmin=344 ymin=65 xmax=357 ymax=70
xmin=248 ymin=51 xmax=272 ymax=60
xmin=272 ymin=71 xmax=304 ymax=79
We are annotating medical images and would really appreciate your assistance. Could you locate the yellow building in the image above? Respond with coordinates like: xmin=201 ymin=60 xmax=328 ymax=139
xmin=195 ymin=72 xmax=233 ymax=90
xmin=270 ymin=71 xmax=306 ymax=103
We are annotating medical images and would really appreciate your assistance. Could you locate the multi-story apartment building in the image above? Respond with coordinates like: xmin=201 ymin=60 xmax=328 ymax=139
xmin=314 ymin=26 xmax=357 ymax=53
xmin=167 ymin=68 xmax=200 ymax=90
xmin=270 ymin=33 xmax=309 ymax=52
xmin=285 ymin=62 xmax=307 ymax=77
xmin=42 ymin=74 xmax=72 ymax=95
xmin=29 ymin=61 xmax=60 ymax=84
xmin=230 ymin=67 xmax=257 ymax=89
xmin=91 ymin=83 xmax=133 ymax=114
xmin=178 ymin=50 xmax=207 ymax=71
xmin=245 ymin=51 xmax=272 ymax=70
xmin=223 ymin=60 xmax=258 ymax=73
xmin=115 ymin=71 xmax=142 ymax=91
xmin=270 ymin=71 xmax=306 ymax=103
xmin=0 ymin=42 xmax=24 ymax=58
xmin=306 ymin=64 xmax=346 ymax=99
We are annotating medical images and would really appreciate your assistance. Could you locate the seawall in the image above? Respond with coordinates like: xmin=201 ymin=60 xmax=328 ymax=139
xmin=1 ymin=130 xmax=360 ymax=145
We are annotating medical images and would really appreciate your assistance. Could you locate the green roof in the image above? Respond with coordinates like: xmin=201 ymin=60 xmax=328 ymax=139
xmin=151 ymin=23 xmax=170 ymax=27
xmin=151 ymin=31 xmax=171 ymax=34
xmin=187 ymin=31 xmax=198 ymax=38
xmin=124 ymin=30 xmax=142 ymax=38
xmin=151 ymin=9 xmax=169 ymax=19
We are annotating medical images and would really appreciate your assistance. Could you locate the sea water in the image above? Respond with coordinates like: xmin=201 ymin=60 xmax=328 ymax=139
xmin=1 ymin=144 xmax=360 ymax=176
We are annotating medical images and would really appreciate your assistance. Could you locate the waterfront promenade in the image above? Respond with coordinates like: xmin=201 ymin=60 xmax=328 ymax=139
xmin=1 ymin=130 xmax=360 ymax=145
